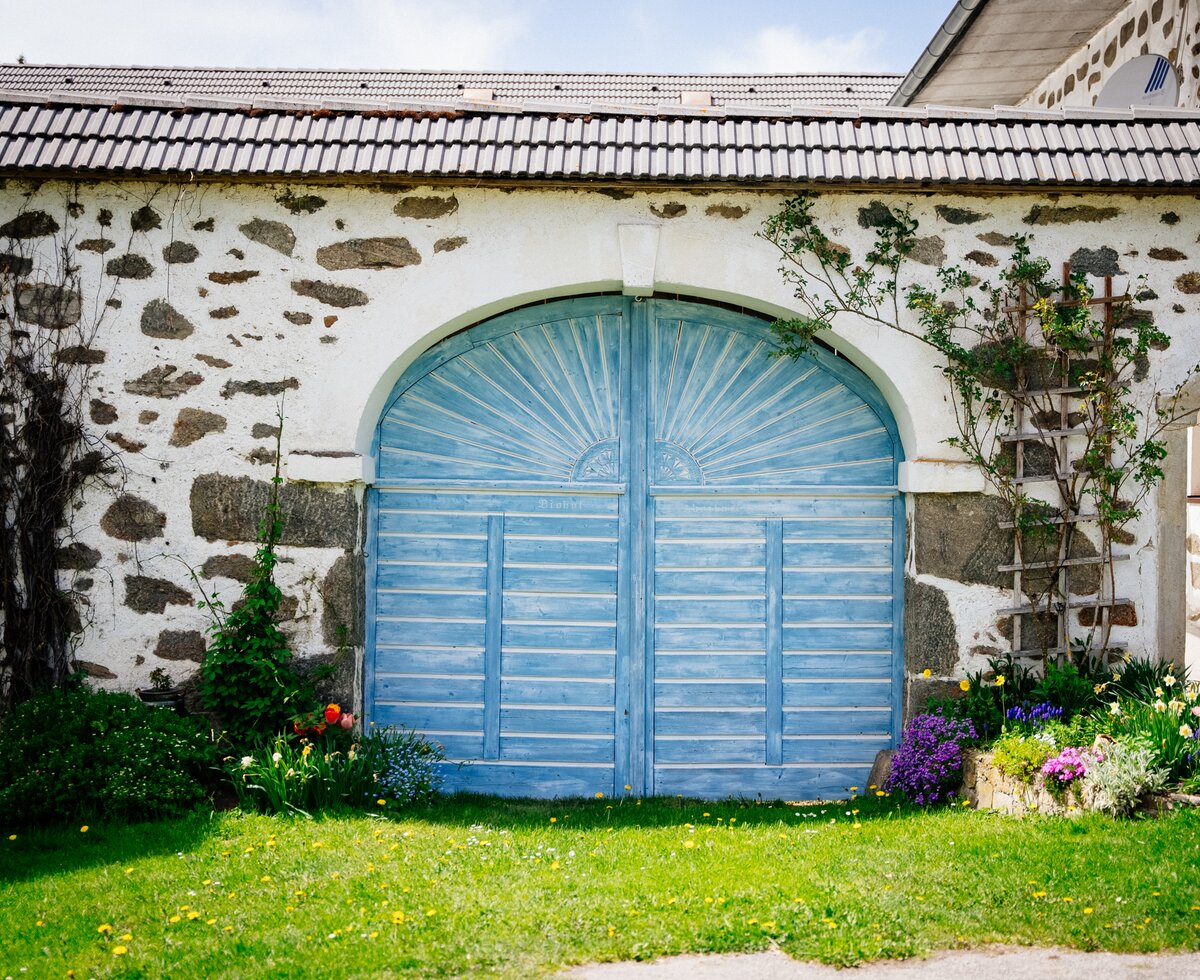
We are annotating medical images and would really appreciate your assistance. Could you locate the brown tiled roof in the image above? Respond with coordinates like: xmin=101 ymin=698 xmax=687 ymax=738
xmin=1 ymin=89 xmax=1198 ymax=187
xmin=0 ymin=65 xmax=901 ymax=108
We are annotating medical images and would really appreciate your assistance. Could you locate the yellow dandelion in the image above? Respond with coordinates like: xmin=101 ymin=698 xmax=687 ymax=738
xmin=391 ymin=910 xmax=405 ymax=924
xmin=877 ymin=790 xmax=886 ymax=797
xmin=922 ymin=669 xmax=932 ymax=678
xmin=169 ymin=915 xmax=181 ymax=924
xmin=97 ymin=924 xmax=113 ymax=934
xmin=960 ymin=679 xmax=970 ymax=692
xmin=596 ymin=792 xmax=604 ymax=798
xmin=377 ymin=799 xmax=387 ymax=806
xmin=1084 ymin=908 xmax=1094 ymax=915
xmin=80 ymin=825 xmax=89 ymax=833
xmin=119 ymin=933 xmax=132 ymax=941
xmin=113 ymin=946 xmax=128 ymax=956
xmin=683 ymin=840 xmax=695 ymax=849
xmin=6 ymin=834 xmax=15 ymax=841
xmin=550 ymin=817 xmax=557 ymax=823
xmin=624 ymin=784 xmax=632 ymax=791
xmin=187 ymin=911 xmax=201 ymax=920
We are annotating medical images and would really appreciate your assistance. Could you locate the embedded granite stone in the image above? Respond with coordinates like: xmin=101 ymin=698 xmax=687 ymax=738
xmin=106 ymin=253 xmax=154 ymax=279
xmin=649 ymin=202 xmax=687 ymax=219
xmin=393 ymin=194 xmax=458 ymax=219
xmin=704 ymin=204 xmax=748 ymax=219
xmin=1023 ymin=204 xmax=1121 ymax=225
xmin=247 ymin=447 xmax=278 ymax=466
xmin=100 ymin=494 xmax=166 ymax=541
xmin=57 ymin=542 xmax=101 ymax=570
xmin=123 ymin=365 xmax=203 ymax=398
xmin=219 ymin=377 xmax=299 ymax=398
xmin=208 ymin=270 xmax=260 ymax=285
xmin=1069 ymin=246 xmax=1123 ymax=277
xmin=89 ymin=399 xmax=118 ymax=424
xmin=201 ymin=553 xmax=257 ymax=582
xmin=138 ymin=410 xmax=158 ymax=424
xmin=291 ymin=279 xmax=368 ymax=307
xmin=162 ymin=241 xmax=199 ymax=264
xmin=935 ymin=204 xmax=987 ymax=224
xmin=322 ymin=552 xmax=364 ymax=646
xmin=276 ymin=190 xmax=327 ymax=214
xmin=195 ymin=353 xmax=232 ymax=369
xmin=193 ymin=217 xmax=215 ymax=231
xmin=857 ymin=200 xmax=896 ymax=228
xmin=432 ymin=236 xmax=467 ymax=254
xmin=283 ymin=311 xmax=312 ymax=325
xmin=965 ymin=249 xmax=998 ymax=267
xmin=251 ymin=423 xmax=281 ymax=439
xmin=76 ymin=238 xmax=115 ymax=253
xmin=913 ymin=492 xmax=1010 ymax=590
xmin=904 ymin=578 xmax=958 ymax=674
xmin=1175 ymin=272 xmax=1200 ymax=294
xmin=979 ymin=232 xmax=1014 ymax=247
xmin=1161 ymin=211 xmax=1180 ymax=225
xmin=76 ymin=660 xmax=116 ymax=679
xmin=1078 ymin=603 xmax=1137 ymax=627
xmin=209 ymin=306 xmax=238 ymax=319
xmin=909 ymin=236 xmax=946 ymax=266
xmin=239 ymin=218 xmax=296 ymax=256
xmin=0 ymin=210 xmax=59 ymax=238
xmin=0 ymin=252 xmax=32 ymax=274
xmin=97 ymin=208 xmax=113 ymax=227
xmin=54 ymin=346 xmax=105 ymax=365
xmin=141 ymin=300 xmax=196 ymax=340
xmin=125 ymin=575 xmax=191 ymax=615
xmin=130 ymin=205 xmax=163 ymax=232
xmin=15 ymin=284 xmax=81 ymax=329
xmin=154 ymin=629 xmax=206 ymax=663
xmin=170 ymin=408 xmax=227 ymax=447
xmin=191 ymin=473 xmax=358 ymax=549
xmin=107 ymin=432 xmax=146 ymax=453
xmin=315 ymin=237 xmax=421 ymax=271
xmin=1149 ymin=246 xmax=1187 ymax=261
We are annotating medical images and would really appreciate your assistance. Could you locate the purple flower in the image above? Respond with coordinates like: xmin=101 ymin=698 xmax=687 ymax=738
xmin=886 ymin=714 xmax=977 ymax=806
xmin=1040 ymin=745 xmax=1101 ymax=785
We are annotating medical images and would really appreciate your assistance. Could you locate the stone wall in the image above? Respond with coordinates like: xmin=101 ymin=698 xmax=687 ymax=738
xmin=1023 ymin=0 xmax=1200 ymax=109
xmin=1 ymin=178 xmax=1196 ymax=710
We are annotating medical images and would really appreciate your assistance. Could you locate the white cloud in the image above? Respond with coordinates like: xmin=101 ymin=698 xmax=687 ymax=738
xmin=6 ymin=0 xmax=527 ymax=69
xmin=707 ymin=25 xmax=884 ymax=73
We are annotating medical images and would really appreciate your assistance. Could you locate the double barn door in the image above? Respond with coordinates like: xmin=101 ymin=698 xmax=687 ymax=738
xmin=367 ymin=297 xmax=902 ymax=798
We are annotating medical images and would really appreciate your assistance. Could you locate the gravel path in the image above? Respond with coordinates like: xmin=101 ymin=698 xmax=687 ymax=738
xmin=564 ymin=946 xmax=1200 ymax=979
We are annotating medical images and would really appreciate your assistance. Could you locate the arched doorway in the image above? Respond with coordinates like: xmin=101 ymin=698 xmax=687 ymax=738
xmin=365 ymin=296 xmax=904 ymax=798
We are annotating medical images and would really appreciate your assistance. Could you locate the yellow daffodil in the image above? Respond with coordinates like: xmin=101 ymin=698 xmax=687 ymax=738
xmin=1181 ymin=724 xmax=1194 ymax=738
xmin=995 ymin=675 xmax=1006 ymax=687
xmin=1109 ymin=702 xmax=1121 ymax=715
xmin=959 ymin=679 xmax=970 ymax=691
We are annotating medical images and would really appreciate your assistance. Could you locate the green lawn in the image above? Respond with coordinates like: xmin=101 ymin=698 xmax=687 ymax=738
xmin=3 ymin=795 xmax=1199 ymax=978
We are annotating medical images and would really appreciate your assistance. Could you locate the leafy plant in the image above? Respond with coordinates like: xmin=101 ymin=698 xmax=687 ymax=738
xmin=228 ymin=727 xmax=443 ymax=816
xmin=886 ymin=713 xmax=976 ymax=805
xmin=1108 ymin=694 xmax=1200 ymax=781
xmin=1108 ymin=656 xmax=1189 ymax=702
xmin=1030 ymin=661 xmax=1096 ymax=718
xmin=761 ymin=193 xmax=1199 ymax=660
xmin=147 ymin=667 xmax=174 ymax=691
xmin=195 ymin=414 xmax=313 ymax=745
xmin=1041 ymin=745 xmax=1101 ymax=794
xmin=1083 ymin=740 xmax=1169 ymax=816
xmin=0 ymin=684 xmax=214 ymax=825
xmin=991 ymin=732 xmax=1052 ymax=782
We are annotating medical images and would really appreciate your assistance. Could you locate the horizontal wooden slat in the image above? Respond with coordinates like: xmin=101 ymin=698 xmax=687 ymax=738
xmin=652 ymin=765 xmax=872 ymax=800
xmin=373 ymin=703 xmax=482 ymax=732
xmin=440 ymin=763 xmax=613 ymax=798
xmin=503 ymin=565 xmax=618 ymax=593
xmin=655 ymin=709 xmax=765 ymax=736
xmin=503 ymin=592 xmax=616 ymax=621
xmin=502 ymin=651 xmax=615 ymax=678
xmin=781 ymin=735 xmax=893 ymax=765
xmin=654 ymin=680 xmax=765 ymax=708
xmin=376 ymin=619 xmax=484 ymax=647
xmin=500 ymin=736 xmax=614 ymax=763
xmin=501 ymin=678 xmax=616 ymax=706
xmin=654 ymin=737 xmax=766 ymax=764
xmin=501 ymin=707 xmax=615 ymax=735
xmin=375 ymin=648 xmax=484 ymax=675
xmin=376 ymin=562 xmax=488 ymax=591
xmin=375 ymin=674 xmax=484 ymax=702
xmin=784 ymin=679 xmax=892 ymax=707
xmin=376 ymin=591 xmax=484 ymax=619
xmin=504 ymin=536 xmax=617 ymax=565
xmin=783 ymin=708 xmax=891 ymax=735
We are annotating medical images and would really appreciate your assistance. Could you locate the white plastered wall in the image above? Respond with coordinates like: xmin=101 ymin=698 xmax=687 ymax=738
xmin=1 ymin=178 xmax=1196 ymax=693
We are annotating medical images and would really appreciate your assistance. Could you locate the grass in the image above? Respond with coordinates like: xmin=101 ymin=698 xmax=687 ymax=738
xmin=3 ymin=794 xmax=1199 ymax=978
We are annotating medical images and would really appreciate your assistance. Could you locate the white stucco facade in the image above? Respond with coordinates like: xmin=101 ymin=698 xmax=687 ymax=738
xmin=2 ymin=177 xmax=1196 ymax=700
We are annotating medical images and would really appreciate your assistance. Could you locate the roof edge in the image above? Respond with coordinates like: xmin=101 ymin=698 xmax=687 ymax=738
xmin=888 ymin=0 xmax=989 ymax=107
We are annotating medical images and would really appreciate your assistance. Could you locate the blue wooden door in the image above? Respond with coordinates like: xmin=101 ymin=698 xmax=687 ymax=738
xmin=367 ymin=297 xmax=903 ymax=798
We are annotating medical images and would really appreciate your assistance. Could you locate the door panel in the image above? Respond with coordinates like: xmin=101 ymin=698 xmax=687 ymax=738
xmin=368 ymin=297 xmax=902 ymax=799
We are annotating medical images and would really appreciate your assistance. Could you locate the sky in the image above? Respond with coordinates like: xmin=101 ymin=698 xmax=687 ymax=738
xmin=4 ymin=0 xmax=953 ymax=74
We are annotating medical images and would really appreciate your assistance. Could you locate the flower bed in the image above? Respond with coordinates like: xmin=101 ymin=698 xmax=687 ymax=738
xmin=889 ymin=652 xmax=1199 ymax=817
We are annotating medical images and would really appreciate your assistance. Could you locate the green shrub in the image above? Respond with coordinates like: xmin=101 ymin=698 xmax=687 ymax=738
xmin=228 ymin=727 xmax=443 ymax=816
xmin=1108 ymin=657 xmax=1189 ymax=703
xmin=0 ymin=685 xmax=214 ymax=825
xmin=1030 ymin=661 xmax=1095 ymax=718
xmin=1083 ymin=741 xmax=1168 ymax=816
xmin=991 ymin=733 xmax=1052 ymax=782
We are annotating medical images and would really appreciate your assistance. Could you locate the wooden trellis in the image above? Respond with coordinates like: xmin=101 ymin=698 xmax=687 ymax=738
xmin=997 ymin=263 xmax=1131 ymax=662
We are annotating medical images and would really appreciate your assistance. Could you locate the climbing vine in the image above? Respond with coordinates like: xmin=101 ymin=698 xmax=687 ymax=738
xmin=0 ymin=191 xmax=122 ymax=712
xmin=761 ymin=191 xmax=1198 ymax=659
